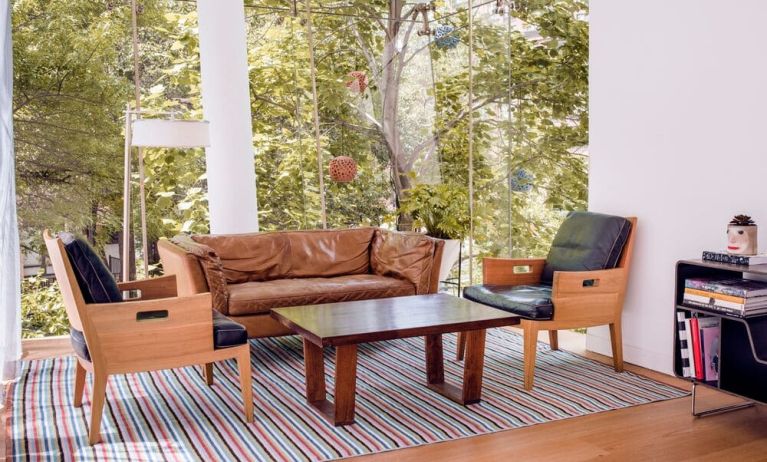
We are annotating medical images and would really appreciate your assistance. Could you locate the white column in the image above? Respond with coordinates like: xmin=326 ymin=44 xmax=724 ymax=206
xmin=197 ymin=0 xmax=259 ymax=234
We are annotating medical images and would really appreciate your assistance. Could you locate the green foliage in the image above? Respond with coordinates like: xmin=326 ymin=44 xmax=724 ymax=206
xmin=13 ymin=0 xmax=589 ymax=334
xmin=21 ymin=274 xmax=68 ymax=339
xmin=398 ymin=183 xmax=471 ymax=240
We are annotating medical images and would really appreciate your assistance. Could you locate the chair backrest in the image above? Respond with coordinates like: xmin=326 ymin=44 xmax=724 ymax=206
xmin=43 ymin=230 xmax=87 ymax=332
xmin=542 ymin=212 xmax=636 ymax=284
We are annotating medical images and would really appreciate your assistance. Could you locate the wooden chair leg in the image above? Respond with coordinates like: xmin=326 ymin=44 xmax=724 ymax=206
xmin=609 ymin=321 xmax=624 ymax=372
xmin=236 ymin=347 xmax=254 ymax=423
xmin=88 ymin=372 xmax=108 ymax=445
xmin=548 ymin=330 xmax=559 ymax=351
xmin=523 ymin=322 xmax=538 ymax=391
xmin=203 ymin=363 xmax=214 ymax=386
xmin=74 ymin=360 xmax=86 ymax=407
xmin=456 ymin=332 xmax=467 ymax=361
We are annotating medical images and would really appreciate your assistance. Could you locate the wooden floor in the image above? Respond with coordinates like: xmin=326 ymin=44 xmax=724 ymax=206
xmin=3 ymin=331 xmax=766 ymax=461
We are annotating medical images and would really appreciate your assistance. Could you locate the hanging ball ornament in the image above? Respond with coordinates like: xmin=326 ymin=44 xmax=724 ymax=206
xmin=329 ymin=156 xmax=358 ymax=182
xmin=509 ymin=169 xmax=534 ymax=193
xmin=345 ymin=71 xmax=368 ymax=94
xmin=434 ymin=25 xmax=460 ymax=49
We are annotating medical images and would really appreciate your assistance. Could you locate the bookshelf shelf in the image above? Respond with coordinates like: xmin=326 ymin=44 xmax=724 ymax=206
xmin=674 ymin=260 xmax=767 ymax=414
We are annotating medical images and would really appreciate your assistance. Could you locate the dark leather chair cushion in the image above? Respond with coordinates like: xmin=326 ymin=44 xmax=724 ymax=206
xmin=70 ymin=327 xmax=91 ymax=361
xmin=72 ymin=311 xmax=247 ymax=359
xmin=463 ymin=284 xmax=554 ymax=320
xmin=60 ymin=233 xmax=122 ymax=360
xmin=541 ymin=212 xmax=632 ymax=284
xmin=60 ymin=232 xmax=122 ymax=304
xmin=212 ymin=310 xmax=248 ymax=349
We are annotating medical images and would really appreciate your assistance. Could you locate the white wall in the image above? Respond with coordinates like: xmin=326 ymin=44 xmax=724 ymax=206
xmin=588 ymin=0 xmax=767 ymax=373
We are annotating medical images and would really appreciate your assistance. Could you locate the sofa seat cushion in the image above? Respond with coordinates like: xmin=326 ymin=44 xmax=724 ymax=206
xmin=463 ymin=284 xmax=554 ymax=320
xmin=541 ymin=211 xmax=632 ymax=284
xmin=212 ymin=311 xmax=248 ymax=349
xmin=227 ymin=274 xmax=416 ymax=315
xmin=71 ymin=310 xmax=246 ymax=359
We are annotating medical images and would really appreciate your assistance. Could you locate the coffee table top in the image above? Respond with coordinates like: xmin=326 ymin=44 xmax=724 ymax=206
xmin=270 ymin=293 xmax=520 ymax=346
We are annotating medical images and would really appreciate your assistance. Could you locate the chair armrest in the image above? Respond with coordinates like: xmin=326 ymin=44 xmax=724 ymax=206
xmin=550 ymin=268 xmax=627 ymax=322
xmin=83 ymin=293 xmax=215 ymax=370
xmin=551 ymin=268 xmax=627 ymax=297
xmin=483 ymin=258 xmax=546 ymax=285
xmin=117 ymin=274 xmax=178 ymax=300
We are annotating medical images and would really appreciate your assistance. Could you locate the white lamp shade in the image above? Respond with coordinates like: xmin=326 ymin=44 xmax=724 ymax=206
xmin=131 ymin=119 xmax=211 ymax=148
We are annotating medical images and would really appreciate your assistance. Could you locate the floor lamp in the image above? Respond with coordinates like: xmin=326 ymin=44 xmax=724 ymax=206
xmin=122 ymin=111 xmax=210 ymax=281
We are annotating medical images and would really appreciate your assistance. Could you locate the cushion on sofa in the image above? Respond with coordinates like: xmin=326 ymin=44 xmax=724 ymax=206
xmin=193 ymin=232 xmax=291 ymax=283
xmin=287 ymin=228 xmax=376 ymax=278
xmin=370 ymin=229 xmax=437 ymax=294
xmin=463 ymin=284 xmax=554 ymax=320
xmin=192 ymin=228 xmax=376 ymax=283
xmin=541 ymin=212 xmax=632 ymax=284
xmin=227 ymin=274 xmax=416 ymax=315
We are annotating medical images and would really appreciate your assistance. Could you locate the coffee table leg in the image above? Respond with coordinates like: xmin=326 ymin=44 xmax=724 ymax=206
xmin=333 ymin=344 xmax=358 ymax=425
xmin=426 ymin=329 xmax=486 ymax=405
xmin=303 ymin=338 xmax=326 ymax=403
xmin=462 ymin=329 xmax=487 ymax=404
xmin=425 ymin=334 xmax=444 ymax=384
xmin=303 ymin=340 xmax=358 ymax=425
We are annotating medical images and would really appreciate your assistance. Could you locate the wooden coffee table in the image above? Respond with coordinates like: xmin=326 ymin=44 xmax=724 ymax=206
xmin=270 ymin=293 xmax=519 ymax=426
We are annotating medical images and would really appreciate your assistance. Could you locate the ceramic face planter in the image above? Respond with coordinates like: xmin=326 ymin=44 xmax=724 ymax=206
xmin=727 ymin=215 xmax=758 ymax=255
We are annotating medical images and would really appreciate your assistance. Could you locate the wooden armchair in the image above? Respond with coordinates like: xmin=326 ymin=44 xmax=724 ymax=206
xmin=43 ymin=231 xmax=253 ymax=445
xmin=458 ymin=214 xmax=636 ymax=390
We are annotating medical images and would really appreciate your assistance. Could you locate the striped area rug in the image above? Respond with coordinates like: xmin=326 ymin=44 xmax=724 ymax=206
xmin=9 ymin=329 xmax=687 ymax=461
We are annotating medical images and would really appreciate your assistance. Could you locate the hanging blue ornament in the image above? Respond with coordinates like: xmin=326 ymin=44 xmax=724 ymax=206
xmin=434 ymin=25 xmax=459 ymax=49
xmin=509 ymin=169 xmax=534 ymax=193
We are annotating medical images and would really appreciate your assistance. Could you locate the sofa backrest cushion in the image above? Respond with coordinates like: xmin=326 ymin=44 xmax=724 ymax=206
xmin=59 ymin=232 xmax=122 ymax=304
xmin=541 ymin=211 xmax=632 ymax=284
xmin=370 ymin=229 xmax=437 ymax=294
xmin=288 ymin=228 xmax=376 ymax=278
xmin=191 ymin=227 xmax=376 ymax=282
xmin=193 ymin=232 xmax=291 ymax=283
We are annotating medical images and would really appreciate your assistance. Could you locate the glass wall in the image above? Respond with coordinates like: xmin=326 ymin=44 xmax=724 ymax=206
xmin=13 ymin=0 xmax=588 ymax=336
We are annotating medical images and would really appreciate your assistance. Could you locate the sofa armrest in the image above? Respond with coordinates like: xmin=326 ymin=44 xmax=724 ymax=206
xmin=482 ymin=258 xmax=546 ymax=285
xmin=163 ymin=236 xmax=230 ymax=314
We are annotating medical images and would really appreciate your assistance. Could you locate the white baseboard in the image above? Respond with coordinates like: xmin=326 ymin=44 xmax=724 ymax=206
xmin=586 ymin=333 xmax=672 ymax=375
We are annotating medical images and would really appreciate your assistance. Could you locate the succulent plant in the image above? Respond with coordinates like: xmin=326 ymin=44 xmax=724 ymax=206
xmin=729 ymin=215 xmax=756 ymax=226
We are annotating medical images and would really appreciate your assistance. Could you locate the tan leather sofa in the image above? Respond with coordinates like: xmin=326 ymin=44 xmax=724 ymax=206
xmin=158 ymin=227 xmax=445 ymax=337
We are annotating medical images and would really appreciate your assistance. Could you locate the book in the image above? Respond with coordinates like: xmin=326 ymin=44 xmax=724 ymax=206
xmin=684 ymin=278 xmax=767 ymax=298
xmin=683 ymin=292 xmax=767 ymax=311
xmin=681 ymin=299 xmax=767 ymax=317
xmin=702 ymin=251 xmax=767 ymax=266
xmin=685 ymin=318 xmax=697 ymax=379
xmin=684 ymin=288 xmax=767 ymax=306
xmin=677 ymin=311 xmax=692 ymax=378
xmin=690 ymin=317 xmax=704 ymax=380
xmin=699 ymin=318 xmax=720 ymax=382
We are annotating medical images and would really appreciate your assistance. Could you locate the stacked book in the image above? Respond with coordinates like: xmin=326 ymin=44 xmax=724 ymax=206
xmin=683 ymin=278 xmax=767 ymax=317
xmin=702 ymin=250 xmax=767 ymax=266
xmin=677 ymin=312 xmax=719 ymax=381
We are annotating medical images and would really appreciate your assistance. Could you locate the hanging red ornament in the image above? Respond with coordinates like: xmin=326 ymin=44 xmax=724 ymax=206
xmin=329 ymin=156 xmax=358 ymax=182
xmin=345 ymin=71 xmax=367 ymax=94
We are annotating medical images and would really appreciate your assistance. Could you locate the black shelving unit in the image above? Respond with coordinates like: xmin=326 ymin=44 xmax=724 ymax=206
xmin=674 ymin=259 xmax=767 ymax=416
